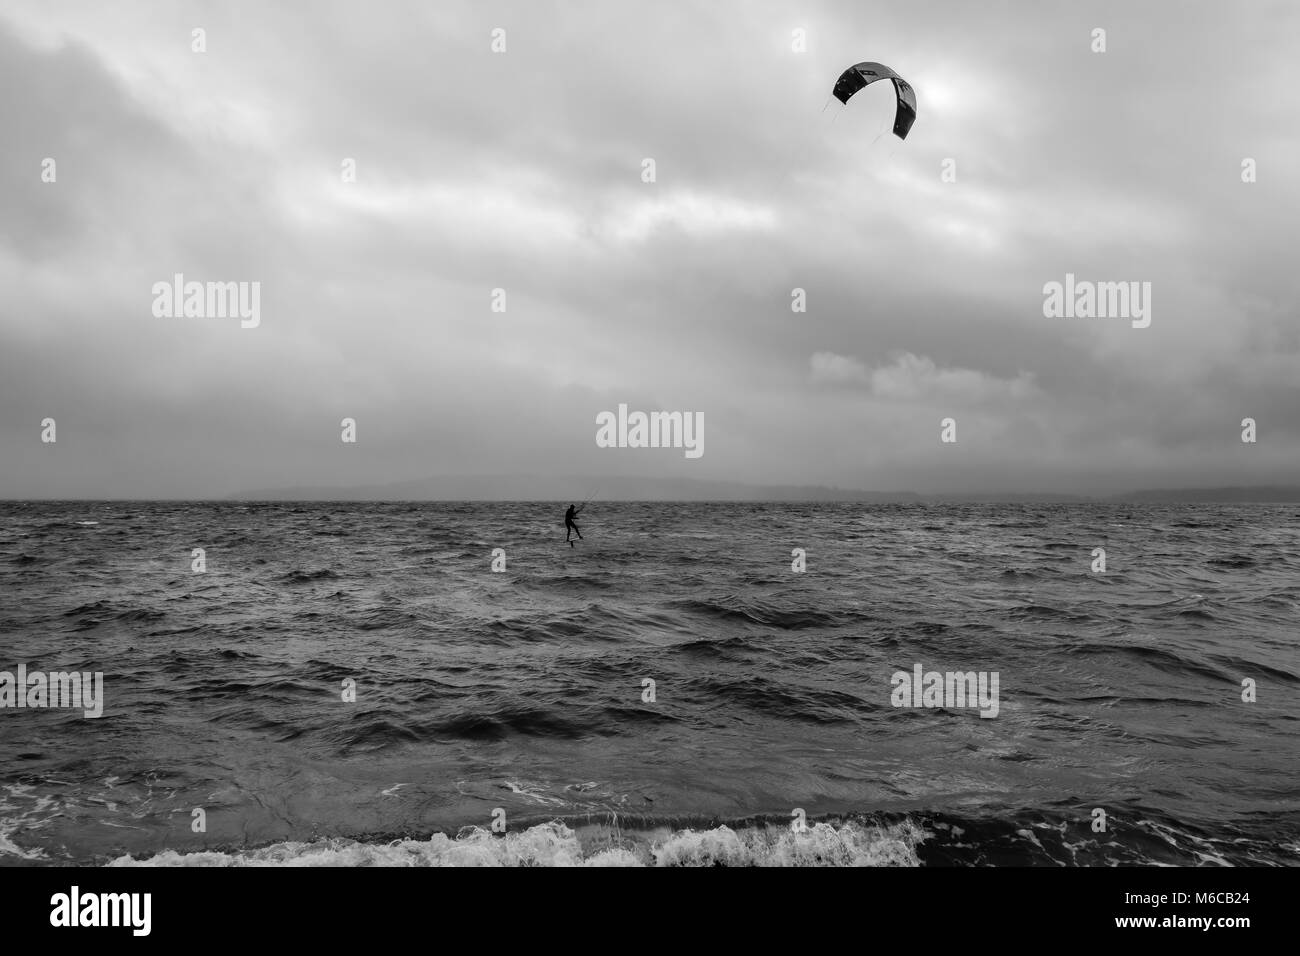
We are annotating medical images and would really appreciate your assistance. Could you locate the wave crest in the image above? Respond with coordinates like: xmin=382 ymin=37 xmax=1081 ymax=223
xmin=109 ymin=818 xmax=926 ymax=867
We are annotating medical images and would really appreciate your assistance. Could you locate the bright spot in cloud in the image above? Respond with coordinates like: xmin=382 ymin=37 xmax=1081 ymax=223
xmin=812 ymin=351 xmax=1036 ymax=403
xmin=606 ymin=192 xmax=777 ymax=241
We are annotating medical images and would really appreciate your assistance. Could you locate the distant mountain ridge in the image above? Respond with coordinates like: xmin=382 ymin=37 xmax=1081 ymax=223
xmin=225 ymin=475 xmax=1300 ymax=503
xmin=1110 ymin=486 xmax=1300 ymax=503
xmin=229 ymin=474 xmax=924 ymax=502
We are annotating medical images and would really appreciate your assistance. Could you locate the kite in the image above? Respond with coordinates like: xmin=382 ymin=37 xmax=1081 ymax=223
xmin=831 ymin=62 xmax=917 ymax=140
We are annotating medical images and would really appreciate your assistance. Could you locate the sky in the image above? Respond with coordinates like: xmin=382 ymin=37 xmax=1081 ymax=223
xmin=1 ymin=0 xmax=1297 ymax=498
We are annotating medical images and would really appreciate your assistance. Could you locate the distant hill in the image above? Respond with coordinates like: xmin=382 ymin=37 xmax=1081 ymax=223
xmin=228 ymin=474 xmax=922 ymax=502
xmin=226 ymin=475 xmax=1300 ymax=503
xmin=1111 ymin=486 xmax=1300 ymax=503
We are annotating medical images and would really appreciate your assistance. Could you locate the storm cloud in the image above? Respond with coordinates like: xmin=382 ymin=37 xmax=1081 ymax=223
xmin=1 ymin=0 xmax=1296 ymax=497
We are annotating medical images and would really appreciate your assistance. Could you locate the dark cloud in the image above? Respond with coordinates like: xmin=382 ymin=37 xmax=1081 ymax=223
xmin=0 ymin=0 xmax=1296 ymax=498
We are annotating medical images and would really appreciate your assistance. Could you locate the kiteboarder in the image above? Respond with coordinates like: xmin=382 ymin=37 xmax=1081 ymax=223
xmin=565 ymin=504 xmax=584 ymax=547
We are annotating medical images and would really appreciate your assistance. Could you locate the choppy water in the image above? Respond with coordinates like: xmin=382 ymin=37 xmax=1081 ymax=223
xmin=1 ymin=501 xmax=1297 ymax=866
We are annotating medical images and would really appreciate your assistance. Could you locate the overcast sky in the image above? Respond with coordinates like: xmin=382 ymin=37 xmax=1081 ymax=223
xmin=1 ymin=0 xmax=1297 ymax=498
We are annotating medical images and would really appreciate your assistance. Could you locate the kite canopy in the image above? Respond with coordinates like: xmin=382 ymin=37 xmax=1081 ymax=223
xmin=831 ymin=62 xmax=917 ymax=140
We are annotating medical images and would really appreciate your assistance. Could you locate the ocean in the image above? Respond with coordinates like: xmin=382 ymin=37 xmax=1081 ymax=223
xmin=1 ymin=501 xmax=1297 ymax=866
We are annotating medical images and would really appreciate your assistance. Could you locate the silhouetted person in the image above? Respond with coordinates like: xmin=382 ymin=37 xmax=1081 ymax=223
xmin=565 ymin=504 xmax=583 ymax=547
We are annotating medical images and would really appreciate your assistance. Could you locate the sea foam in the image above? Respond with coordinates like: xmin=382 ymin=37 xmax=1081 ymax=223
xmin=109 ymin=818 xmax=927 ymax=867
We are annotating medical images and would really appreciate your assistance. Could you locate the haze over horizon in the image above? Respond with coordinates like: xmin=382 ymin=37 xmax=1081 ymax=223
xmin=6 ymin=472 xmax=1300 ymax=503
xmin=2 ymin=0 xmax=1297 ymax=499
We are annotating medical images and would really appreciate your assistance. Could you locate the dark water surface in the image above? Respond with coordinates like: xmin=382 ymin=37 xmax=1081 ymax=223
xmin=1 ymin=501 xmax=1297 ymax=865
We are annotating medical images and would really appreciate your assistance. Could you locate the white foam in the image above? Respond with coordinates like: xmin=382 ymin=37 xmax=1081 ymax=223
xmin=0 ymin=829 xmax=48 ymax=860
xmin=109 ymin=818 xmax=927 ymax=867
xmin=0 ymin=784 xmax=53 ymax=860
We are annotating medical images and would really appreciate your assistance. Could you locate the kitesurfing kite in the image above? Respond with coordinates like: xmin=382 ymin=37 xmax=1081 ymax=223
xmin=831 ymin=62 xmax=917 ymax=140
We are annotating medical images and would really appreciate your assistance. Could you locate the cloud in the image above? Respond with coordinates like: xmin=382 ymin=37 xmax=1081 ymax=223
xmin=809 ymin=351 xmax=868 ymax=385
xmin=1 ymin=1 xmax=1297 ymax=497
xmin=603 ymin=192 xmax=778 ymax=242
xmin=812 ymin=351 xmax=1037 ymax=404
xmin=868 ymin=352 xmax=1038 ymax=403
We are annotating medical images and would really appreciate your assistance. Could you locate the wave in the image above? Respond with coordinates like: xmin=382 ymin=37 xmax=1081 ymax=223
xmin=689 ymin=674 xmax=870 ymax=723
xmin=998 ymin=568 xmax=1046 ymax=580
xmin=669 ymin=597 xmax=843 ymax=630
xmin=674 ymin=634 xmax=754 ymax=660
xmin=108 ymin=817 xmax=927 ymax=867
xmin=1207 ymin=555 xmax=1256 ymax=569
xmin=1064 ymin=642 xmax=1232 ymax=682
xmin=101 ymin=805 xmax=1300 ymax=867
xmin=278 ymin=568 xmax=341 ymax=583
